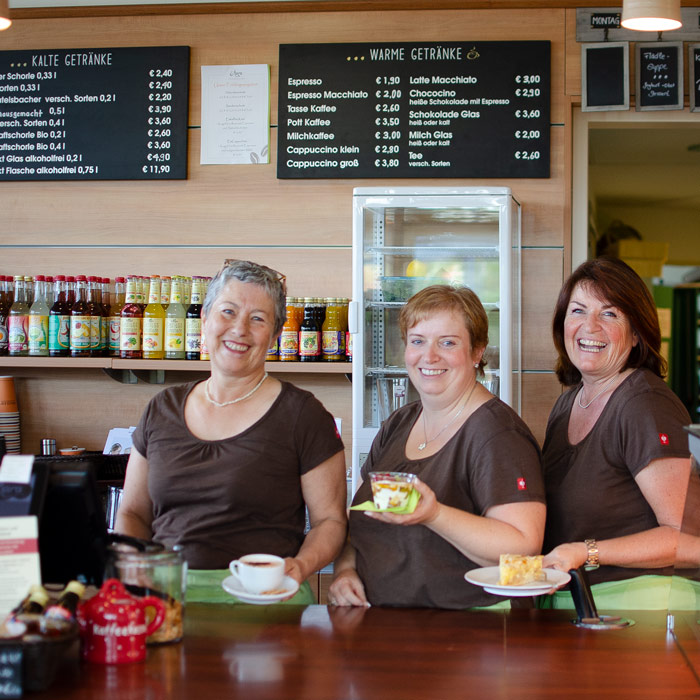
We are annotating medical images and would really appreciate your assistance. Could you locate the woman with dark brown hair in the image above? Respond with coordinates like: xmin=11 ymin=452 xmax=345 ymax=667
xmin=329 ymin=284 xmax=545 ymax=609
xmin=542 ymin=256 xmax=692 ymax=609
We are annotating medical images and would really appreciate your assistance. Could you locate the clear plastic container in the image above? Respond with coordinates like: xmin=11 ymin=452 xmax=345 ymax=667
xmin=107 ymin=544 xmax=187 ymax=645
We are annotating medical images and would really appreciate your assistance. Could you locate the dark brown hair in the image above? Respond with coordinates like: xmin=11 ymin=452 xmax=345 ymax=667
xmin=399 ymin=285 xmax=489 ymax=374
xmin=552 ymin=256 xmax=665 ymax=386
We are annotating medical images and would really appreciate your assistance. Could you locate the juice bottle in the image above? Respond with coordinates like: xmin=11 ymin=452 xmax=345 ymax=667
xmin=66 ymin=276 xmax=76 ymax=310
xmin=185 ymin=276 xmax=203 ymax=361
xmin=24 ymin=276 xmax=34 ymax=306
xmin=8 ymin=276 xmax=30 ymax=356
xmin=299 ymin=297 xmax=321 ymax=362
xmin=164 ymin=276 xmax=186 ymax=359
xmin=108 ymin=277 xmax=125 ymax=357
xmin=160 ymin=276 xmax=171 ymax=306
xmin=322 ymin=297 xmax=345 ymax=361
xmin=143 ymin=275 xmax=165 ymax=360
xmin=99 ymin=277 xmax=111 ymax=352
xmin=279 ymin=296 xmax=299 ymax=362
xmin=101 ymin=278 xmax=111 ymax=316
xmin=48 ymin=275 xmax=70 ymax=357
xmin=120 ymin=276 xmax=143 ymax=359
xmin=0 ymin=275 xmax=9 ymax=356
xmin=86 ymin=276 xmax=104 ymax=357
xmin=70 ymin=275 xmax=91 ymax=358
xmin=28 ymin=275 xmax=50 ymax=356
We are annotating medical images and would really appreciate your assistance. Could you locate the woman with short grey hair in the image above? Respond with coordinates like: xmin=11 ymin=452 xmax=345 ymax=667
xmin=117 ymin=259 xmax=347 ymax=604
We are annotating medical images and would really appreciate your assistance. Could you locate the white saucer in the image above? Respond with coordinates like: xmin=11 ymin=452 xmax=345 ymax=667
xmin=464 ymin=566 xmax=571 ymax=597
xmin=221 ymin=574 xmax=300 ymax=604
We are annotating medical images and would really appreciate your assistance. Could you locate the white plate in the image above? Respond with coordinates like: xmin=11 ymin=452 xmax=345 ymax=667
xmin=221 ymin=574 xmax=300 ymax=604
xmin=464 ymin=566 xmax=571 ymax=597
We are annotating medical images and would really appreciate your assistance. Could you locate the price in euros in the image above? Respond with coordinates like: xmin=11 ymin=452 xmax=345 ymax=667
xmin=147 ymin=140 xmax=171 ymax=150
xmin=147 ymin=128 xmax=171 ymax=137
xmin=375 ymin=103 xmax=400 ymax=113
xmin=374 ymin=131 xmax=401 ymax=140
xmin=147 ymin=152 xmax=171 ymax=162
xmin=375 ymin=144 xmax=400 ymax=154
xmin=514 ymin=151 xmax=541 ymax=161
xmin=142 ymin=164 xmax=171 ymax=174
xmin=515 ymin=130 xmax=540 ymax=140
xmin=149 ymin=69 xmax=173 ymax=78
xmin=149 ymin=93 xmax=172 ymax=102
xmin=147 ymin=116 xmax=172 ymax=125
xmin=374 ymin=158 xmax=400 ymax=167
xmin=375 ymin=89 xmax=402 ymax=99
xmin=515 ymin=75 xmax=541 ymax=84
xmin=148 ymin=80 xmax=173 ymax=90
xmin=515 ymin=87 xmax=540 ymax=98
xmin=515 ymin=109 xmax=541 ymax=119
xmin=148 ymin=105 xmax=172 ymax=114
xmin=376 ymin=76 xmax=400 ymax=85
xmin=375 ymin=117 xmax=400 ymax=126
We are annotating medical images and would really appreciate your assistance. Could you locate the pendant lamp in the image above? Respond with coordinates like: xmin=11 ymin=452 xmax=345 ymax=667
xmin=0 ymin=0 xmax=10 ymax=31
xmin=621 ymin=0 xmax=682 ymax=31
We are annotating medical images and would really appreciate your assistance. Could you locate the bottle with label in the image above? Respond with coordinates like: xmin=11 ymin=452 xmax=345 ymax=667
xmin=120 ymin=276 xmax=143 ymax=359
xmin=69 ymin=275 xmax=91 ymax=358
xmin=48 ymin=275 xmax=70 ymax=357
xmin=44 ymin=580 xmax=85 ymax=622
xmin=8 ymin=276 xmax=31 ymax=356
xmin=143 ymin=275 xmax=165 ymax=360
xmin=28 ymin=275 xmax=50 ymax=356
xmin=12 ymin=584 xmax=49 ymax=618
xmin=279 ymin=296 xmax=300 ymax=362
xmin=0 ymin=275 xmax=9 ymax=356
xmin=86 ymin=276 xmax=104 ymax=357
xmin=24 ymin=276 xmax=34 ymax=306
xmin=164 ymin=276 xmax=186 ymax=360
xmin=185 ymin=276 xmax=203 ymax=361
xmin=101 ymin=278 xmax=111 ymax=317
xmin=99 ymin=277 xmax=111 ymax=353
xmin=160 ymin=276 xmax=171 ymax=306
xmin=108 ymin=276 xmax=126 ymax=357
xmin=65 ymin=275 xmax=76 ymax=310
xmin=299 ymin=297 xmax=321 ymax=362
xmin=322 ymin=297 xmax=345 ymax=361
xmin=266 ymin=335 xmax=280 ymax=361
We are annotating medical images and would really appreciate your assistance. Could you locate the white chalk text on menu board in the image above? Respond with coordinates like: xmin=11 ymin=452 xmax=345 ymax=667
xmin=277 ymin=41 xmax=550 ymax=179
xmin=0 ymin=46 xmax=189 ymax=181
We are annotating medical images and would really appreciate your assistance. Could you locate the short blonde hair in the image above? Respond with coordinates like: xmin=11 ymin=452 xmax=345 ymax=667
xmin=399 ymin=285 xmax=489 ymax=372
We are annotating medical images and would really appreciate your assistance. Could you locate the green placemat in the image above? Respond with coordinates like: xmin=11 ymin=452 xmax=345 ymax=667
xmin=350 ymin=488 xmax=420 ymax=514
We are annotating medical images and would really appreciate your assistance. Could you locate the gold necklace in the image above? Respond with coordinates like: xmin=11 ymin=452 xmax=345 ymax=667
xmin=418 ymin=380 xmax=478 ymax=451
xmin=204 ymin=373 xmax=268 ymax=408
xmin=577 ymin=374 xmax=618 ymax=409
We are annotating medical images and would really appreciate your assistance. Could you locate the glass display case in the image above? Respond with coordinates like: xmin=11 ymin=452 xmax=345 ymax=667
xmin=349 ymin=187 xmax=522 ymax=492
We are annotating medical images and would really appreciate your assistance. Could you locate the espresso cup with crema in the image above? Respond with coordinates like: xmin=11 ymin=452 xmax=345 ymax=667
xmin=229 ymin=553 xmax=285 ymax=594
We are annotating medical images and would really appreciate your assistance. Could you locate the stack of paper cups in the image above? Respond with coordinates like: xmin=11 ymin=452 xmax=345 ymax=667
xmin=0 ymin=376 xmax=20 ymax=454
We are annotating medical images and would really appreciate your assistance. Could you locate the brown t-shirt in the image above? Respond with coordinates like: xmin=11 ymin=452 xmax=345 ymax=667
xmin=132 ymin=380 xmax=344 ymax=569
xmin=350 ymin=397 xmax=545 ymax=609
xmin=542 ymin=368 xmax=691 ymax=584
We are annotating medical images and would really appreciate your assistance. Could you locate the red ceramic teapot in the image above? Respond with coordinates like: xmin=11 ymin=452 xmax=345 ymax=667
xmin=78 ymin=578 xmax=166 ymax=664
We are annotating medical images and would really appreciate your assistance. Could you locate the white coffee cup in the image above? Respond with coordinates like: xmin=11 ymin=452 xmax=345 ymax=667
xmin=229 ymin=553 xmax=285 ymax=594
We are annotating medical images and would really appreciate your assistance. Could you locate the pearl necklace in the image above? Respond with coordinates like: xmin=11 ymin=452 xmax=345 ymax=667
xmin=577 ymin=375 xmax=618 ymax=410
xmin=418 ymin=380 xmax=478 ymax=451
xmin=204 ymin=373 xmax=268 ymax=408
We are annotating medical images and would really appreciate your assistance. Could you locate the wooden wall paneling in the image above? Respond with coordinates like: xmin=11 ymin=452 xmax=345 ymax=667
xmin=521 ymin=247 xmax=563 ymax=371
xmin=0 ymin=248 xmax=352 ymax=299
xmin=521 ymin=372 xmax=562 ymax=446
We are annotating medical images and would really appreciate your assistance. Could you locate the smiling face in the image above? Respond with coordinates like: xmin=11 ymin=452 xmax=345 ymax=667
xmin=563 ymin=282 xmax=638 ymax=382
xmin=202 ymin=279 xmax=276 ymax=377
xmin=404 ymin=309 xmax=483 ymax=402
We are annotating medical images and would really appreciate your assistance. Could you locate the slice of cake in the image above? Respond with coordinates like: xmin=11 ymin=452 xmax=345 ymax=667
xmin=498 ymin=554 xmax=545 ymax=586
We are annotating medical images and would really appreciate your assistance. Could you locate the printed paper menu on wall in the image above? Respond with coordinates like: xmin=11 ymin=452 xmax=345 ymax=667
xmin=0 ymin=46 xmax=189 ymax=181
xmin=277 ymin=41 xmax=550 ymax=179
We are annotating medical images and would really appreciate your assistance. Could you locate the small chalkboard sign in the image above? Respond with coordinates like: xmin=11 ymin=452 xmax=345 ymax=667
xmin=0 ymin=646 xmax=23 ymax=699
xmin=636 ymin=41 xmax=683 ymax=111
xmin=689 ymin=44 xmax=700 ymax=112
xmin=582 ymin=42 xmax=629 ymax=112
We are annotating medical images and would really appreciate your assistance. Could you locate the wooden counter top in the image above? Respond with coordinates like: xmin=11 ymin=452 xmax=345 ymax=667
xmin=41 ymin=605 xmax=699 ymax=699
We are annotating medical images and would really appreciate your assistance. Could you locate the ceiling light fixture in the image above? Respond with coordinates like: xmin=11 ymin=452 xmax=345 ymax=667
xmin=0 ymin=0 xmax=10 ymax=31
xmin=621 ymin=0 xmax=682 ymax=31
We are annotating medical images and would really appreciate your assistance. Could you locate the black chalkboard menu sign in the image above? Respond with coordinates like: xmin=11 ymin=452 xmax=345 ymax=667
xmin=0 ymin=46 xmax=189 ymax=180
xmin=277 ymin=41 xmax=550 ymax=179
xmin=582 ymin=43 xmax=629 ymax=112
xmin=689 ymin=44 xmax=700 ymax=112
xmin=635 ymin=41 xmax=683 ymax=111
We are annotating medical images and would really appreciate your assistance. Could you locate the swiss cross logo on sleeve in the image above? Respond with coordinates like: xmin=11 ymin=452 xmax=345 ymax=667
xmin=517 ymin=477 xmax=527 ymax=491
xmin=659 ymin=433 xmax=669 ymax=446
